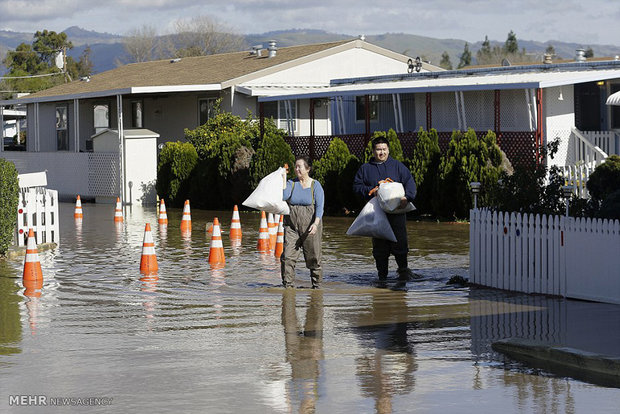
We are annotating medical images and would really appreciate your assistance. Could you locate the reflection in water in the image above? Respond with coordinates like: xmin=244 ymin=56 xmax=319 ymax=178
xmin=0 ymin=276 xmax=22 ymax=356
xmin=281 ymin=290 xmax=324 ymax=413
xmin=353 ymin=290 xmax=417 ymax=414
xmin=140 ymin=275 xmax=159 ymax=326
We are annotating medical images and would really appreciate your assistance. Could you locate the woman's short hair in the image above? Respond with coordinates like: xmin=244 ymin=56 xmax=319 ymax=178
xmin=296 ymin=155 xmax=311 ymax=170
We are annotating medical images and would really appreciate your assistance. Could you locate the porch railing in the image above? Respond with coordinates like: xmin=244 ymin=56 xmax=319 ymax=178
xmin=571 ymin=128 xmax=609 ymax=168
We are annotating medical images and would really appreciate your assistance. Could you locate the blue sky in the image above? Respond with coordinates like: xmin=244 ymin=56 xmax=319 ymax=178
xmin=1 ymin=0 xmax=619 ymax=46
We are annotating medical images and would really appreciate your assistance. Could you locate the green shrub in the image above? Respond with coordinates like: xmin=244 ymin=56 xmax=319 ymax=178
xmin=185 ymin=103 xmax=256 ymax=159
xmin=156 ymin=141 xmax=198 ymax=207
xmin=598 ymin=189 xmax=620 ymax=220
xmin=406 ymin=128 xmax=440 ymax=214
xmin=587 ymin=155 xmax=620 ymax=204
xmin=189 ymin=137 xmax=255 ymax=209
xmin=0 ymin=159 xmax=19 ymax=256
xmin=313 ymin=137 xmax=361 ymax=214
xmin=362 ymin=128 xmax=404 ymax=163
xmin=488 ymin=139 xmax=570 ymax=216
xmin=249 ymin=130 xmax=295 ymax=189
xmin=434 ymin=129 xmax=503 ymax=219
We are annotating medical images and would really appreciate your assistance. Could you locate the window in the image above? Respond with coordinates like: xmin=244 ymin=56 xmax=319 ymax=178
xmin=355 ymin=95 xmax=379 ymax=122
xmin=94 ymin=104 xmax=109 ymax=133
xmin=574 ymin=83 xmax=600 ymax=131
xmin=262 ymin=100 xmax=297 ymax=134
xmin=56 ymin=106 xmax=68 ymax=151
xmin=199 ymin=98 xmax=216 ymax=125
xmin=131 ymin=100 xmax=143 ymax=128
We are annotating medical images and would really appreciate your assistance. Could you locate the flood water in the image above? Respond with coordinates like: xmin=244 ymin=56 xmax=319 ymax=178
xmin=1 ymin=203 xmax=619 ymax=413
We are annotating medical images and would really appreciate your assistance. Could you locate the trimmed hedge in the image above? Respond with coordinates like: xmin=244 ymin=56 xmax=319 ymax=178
xmin=406 ymin=128 xmax=441 ymax=214
xmin=0 ymin=159 xmax=19 ymax=256
xmin=313 ymin=137 xmax=361 ymax=214
xmin=156 ymin=141 xmax=198 ymax=207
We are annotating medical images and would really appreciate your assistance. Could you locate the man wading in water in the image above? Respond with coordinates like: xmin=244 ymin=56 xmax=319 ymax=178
xmin=353 ymin=136 xmax=420 ymax=281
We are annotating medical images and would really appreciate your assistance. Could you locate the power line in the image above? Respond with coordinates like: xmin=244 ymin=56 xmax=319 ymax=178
xmin=0 ymin=72 xmax=65 ymax=80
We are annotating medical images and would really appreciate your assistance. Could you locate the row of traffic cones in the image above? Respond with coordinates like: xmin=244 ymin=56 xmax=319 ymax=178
xmin=24 ymin=205 xmax=283 ymax=296
xmin=257 ymin=211 xmax=284 ymax=258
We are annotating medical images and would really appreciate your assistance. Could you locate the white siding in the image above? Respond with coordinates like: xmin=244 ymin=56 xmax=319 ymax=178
xmin=544 ymin=86 xmax=575 ymax=167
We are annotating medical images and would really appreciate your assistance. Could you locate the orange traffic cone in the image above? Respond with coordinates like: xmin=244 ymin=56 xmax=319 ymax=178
xmin=114 ymin=197 xmax=123 ymax=222
xmin=180 ymin=199 xmax=192 ymax=232
xmin=268 ymin=213 xmax=277 ymax=250
xmin=74 ymin=195 xmax=83 ymax=219
xmin=274 ymin=215 xmax=284 ymax=258
xmin=140 ymin=223 xmax=158 ymax=275
xmin=208 ymin=217 xmax=225 ymax=267
xmin=23 ymin=228 xmax=43 ymax=282
xmin=23 ymin=278 xmax=43 ymax=298
xmin=229 ymin=205 xmax=242 ymax=240
xmin=257 ymin=211 xmax=270 ymax=252
xmin=158 ymin=199 xmax=168 ymax=225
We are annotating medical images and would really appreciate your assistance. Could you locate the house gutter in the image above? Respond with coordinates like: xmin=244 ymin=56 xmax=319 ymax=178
xmin=0 ymin=84 xmax=221 ymax=106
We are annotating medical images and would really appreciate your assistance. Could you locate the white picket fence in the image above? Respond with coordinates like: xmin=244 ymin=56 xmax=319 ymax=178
xmin=16 ymin=188 xmax=60 ymax=246
xmin=469 ymin=209 xmax=620 ymax=304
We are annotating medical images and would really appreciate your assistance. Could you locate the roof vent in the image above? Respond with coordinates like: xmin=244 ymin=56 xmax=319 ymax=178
xmin=501 ymin=58 xmax=511 ymax=66
xmin=359 ymin=34 xmax=366 ymax=41
xmin=170 ymin=58 xmax=181 ymax=63
xmin=80 ymin=76 xmax=90 ymax=82
xmin=250 ymin=44 xmax=263 ymax=58
xmin=575 ymin=49 xmax=586 ymax=62
xmin=543 ymin=54 xmax=553 ymax=64
xmin=268 ymin=40 xmax=277 ymax=58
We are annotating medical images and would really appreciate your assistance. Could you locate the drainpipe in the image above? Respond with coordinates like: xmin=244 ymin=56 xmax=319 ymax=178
xmin=117 ymin=94 xmax=125 ymax=203
xmin=0 ymin=105 xmax=3 ymax=152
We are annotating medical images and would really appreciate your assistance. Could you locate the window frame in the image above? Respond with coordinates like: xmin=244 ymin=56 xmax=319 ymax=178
xmin=55 ymin=105 xmax=69 ymax=151
xmin=93 ymin=103 xmax=110 ymax=134
xmin=355 ymin=95 xmax=379 ymax=123
xmin=198 ymin=98 xmax=217 ymax=126
xmin=131 ymin=100 xmax=144 ymax=129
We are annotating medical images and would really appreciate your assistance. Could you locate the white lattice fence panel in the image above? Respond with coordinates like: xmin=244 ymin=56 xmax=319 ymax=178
xmin=432 ymin=92 xmax=459 ymax=131
xmin=414 ymin=93 xmax=427 ymax=130
xmin=500 ymin=89 xmax=531 ymax=131
xmin=463 ymin=90 xmax=494 ymax=131
xmin=88 ymin=153 xmax=120 ymax=197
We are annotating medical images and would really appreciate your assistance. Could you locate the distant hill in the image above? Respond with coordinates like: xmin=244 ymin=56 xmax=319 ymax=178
xmin=2 ymin=27 xmax=620 ymax=75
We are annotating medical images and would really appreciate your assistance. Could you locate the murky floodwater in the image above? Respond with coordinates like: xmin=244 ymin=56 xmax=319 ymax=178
xmin=1 ymin=203 xmax=619 ymax=413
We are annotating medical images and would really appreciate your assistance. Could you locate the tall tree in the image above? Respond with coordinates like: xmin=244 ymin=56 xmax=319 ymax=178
xmin=439 ymin=51 xmax=453 ymax=70
xmin=121 ymin=25 xmax=160 ymax=63
xmin=1 ymin=29 xmax=74 ymax=95
xmin=172 ymin=15 xmax=246 ymax=57
xmin=545 ymin=45 xmax=556 ymax=56
xmin=476 ymin=35 xmax=493 ymax=64
xmin=585 ymin=47 xmax=594 ymax=58
xmin=457 ymin=43 xmax=472 ymax=69
xmin=32 ymin=30 xmax=73 ymax=66
xmin=503 ymin=30 xmax=519 ymax=55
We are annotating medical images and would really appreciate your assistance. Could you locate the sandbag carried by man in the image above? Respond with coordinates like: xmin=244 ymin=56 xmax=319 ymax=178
xmin=353 ymin=136 xmax=420 ymax=281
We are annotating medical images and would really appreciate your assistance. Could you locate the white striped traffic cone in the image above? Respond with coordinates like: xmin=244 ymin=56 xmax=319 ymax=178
xmin=74 ymin=195 xmax=83 ymax=219
xmin=140 ymin=223 xmax=158 ymax=275
xmin=114 ymin=197 xmax=123 ymax=222
xmin=208 ymin=217 xmax=225 ymax=268
xmin=23 ymin=228 xmax=43 ymax=281
xmin=180 ymin=200 xmax=192 ymax=232
xmin=158 ymin=199 xmax=168 ymax=225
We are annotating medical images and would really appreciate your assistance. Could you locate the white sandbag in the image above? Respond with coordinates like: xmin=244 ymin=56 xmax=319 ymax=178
xmin=377 ymin=182 xmax=404 ymax=212
xmin=346 ymin=197 xmax=396 ymax=242
xmin=242 ymin=167 xmax=290 ymax=215
xmin=377 ymin=181 xmax=416 ymax=214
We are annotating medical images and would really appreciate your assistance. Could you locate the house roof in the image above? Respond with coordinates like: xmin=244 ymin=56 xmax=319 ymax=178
xmin=258 ymin=60 xmax=620 ymax=101
xmin=1 ymin=39 xmax=419 ymax=105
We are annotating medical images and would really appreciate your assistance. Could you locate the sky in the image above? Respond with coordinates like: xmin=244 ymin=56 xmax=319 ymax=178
xmin=1 ymin=0 xmax=619 ymax=46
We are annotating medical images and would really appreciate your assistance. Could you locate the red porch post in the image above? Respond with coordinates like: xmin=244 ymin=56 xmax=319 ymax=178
xmin=535 ymin=88 xmax=544 ymax=165
xmin=494 ymin=89 xmax=501 ymax=146
xmin=426 ymin=92 xmax=432 ymax=130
